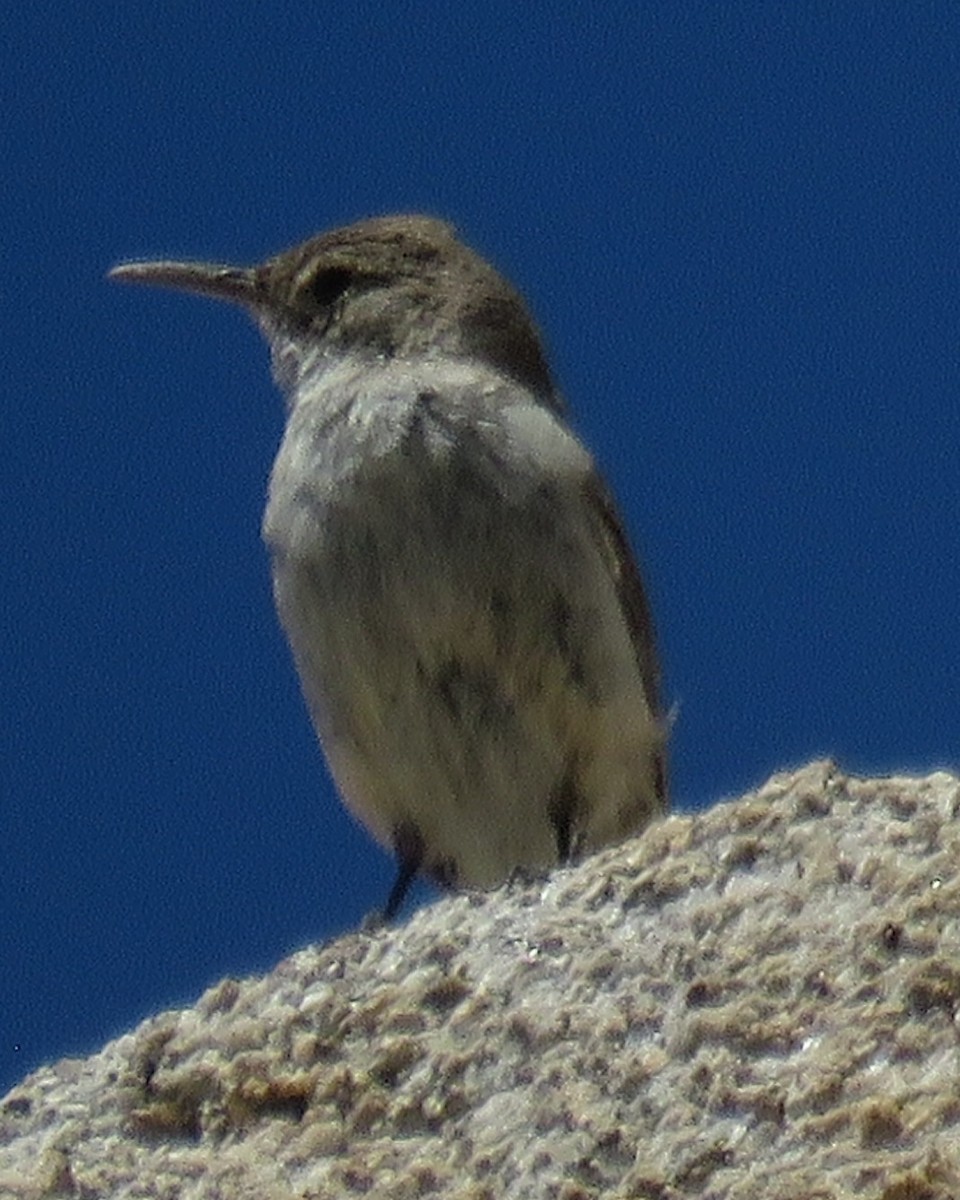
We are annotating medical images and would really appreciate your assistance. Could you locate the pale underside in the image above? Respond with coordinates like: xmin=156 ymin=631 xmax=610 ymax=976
xmin=263 ymin=356 xmax=665 ymax=889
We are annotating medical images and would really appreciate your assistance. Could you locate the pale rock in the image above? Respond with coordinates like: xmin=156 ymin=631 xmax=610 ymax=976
xmin=2 ymin=762 xmax=960 ymax=1199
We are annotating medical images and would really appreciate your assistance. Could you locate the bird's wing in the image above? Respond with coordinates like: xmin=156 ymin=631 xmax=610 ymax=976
xmin=584 ymin=472 xmax=668 ymax=805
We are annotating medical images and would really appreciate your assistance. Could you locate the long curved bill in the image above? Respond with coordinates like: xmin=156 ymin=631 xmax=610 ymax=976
xmin=108 ymin=260 xmax=258 ymax=308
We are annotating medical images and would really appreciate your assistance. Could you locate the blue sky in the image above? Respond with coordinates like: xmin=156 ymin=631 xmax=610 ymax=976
xmin=3 ymin=2 xmax=958 ymax=1096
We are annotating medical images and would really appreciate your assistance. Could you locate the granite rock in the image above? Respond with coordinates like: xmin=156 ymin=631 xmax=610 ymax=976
xmin=2 ymin=761 xmax=960 ymax=1199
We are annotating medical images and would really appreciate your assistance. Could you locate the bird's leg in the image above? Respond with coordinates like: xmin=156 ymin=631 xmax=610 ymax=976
xmin=381 ymin=819 xmax=426 ymax=921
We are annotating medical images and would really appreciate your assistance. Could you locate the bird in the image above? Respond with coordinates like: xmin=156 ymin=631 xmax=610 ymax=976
xmin=109 ymin=214 xmax=668 ymax=918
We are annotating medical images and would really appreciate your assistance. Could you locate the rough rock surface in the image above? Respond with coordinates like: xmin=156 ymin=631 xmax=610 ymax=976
xmin=2 ymin=761 xmax=960 ymax=1199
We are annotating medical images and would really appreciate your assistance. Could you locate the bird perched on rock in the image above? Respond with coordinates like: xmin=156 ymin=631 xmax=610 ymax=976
xmin=110 ymin=214 xmax=668 ymax=918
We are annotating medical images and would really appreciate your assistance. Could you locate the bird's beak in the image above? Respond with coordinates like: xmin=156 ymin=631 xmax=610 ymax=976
xmin=108 ymin=260 xmax=258 ymax=308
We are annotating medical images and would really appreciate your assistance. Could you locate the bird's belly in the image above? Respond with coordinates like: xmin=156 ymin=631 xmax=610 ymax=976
xmin=265 ymin=440 xmax=661 ymax=888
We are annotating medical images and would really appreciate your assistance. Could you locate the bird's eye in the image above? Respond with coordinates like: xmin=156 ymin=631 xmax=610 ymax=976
xmin=306 ymin=266 xmax=352 ymax=308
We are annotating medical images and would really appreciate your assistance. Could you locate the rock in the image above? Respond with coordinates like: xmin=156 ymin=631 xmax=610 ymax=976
xmin=2 ymin=762 xmax=960 ymax=1198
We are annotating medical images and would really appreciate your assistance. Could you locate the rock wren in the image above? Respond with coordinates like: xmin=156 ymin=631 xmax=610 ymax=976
xmin=110 ymin=215 xmax=668 ymax=918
